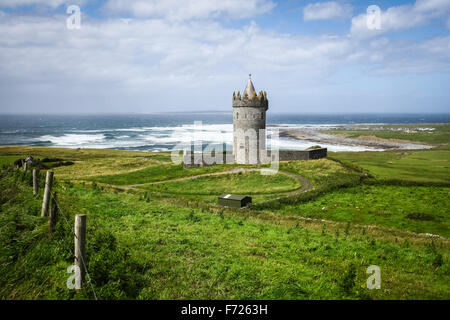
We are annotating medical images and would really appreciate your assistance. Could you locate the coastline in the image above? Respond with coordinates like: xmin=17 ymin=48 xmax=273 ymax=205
xmin=274 ymin=124 xmax=436 ymax=151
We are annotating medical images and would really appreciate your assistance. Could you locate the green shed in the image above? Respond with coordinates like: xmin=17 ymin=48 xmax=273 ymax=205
xmin=218 ymin=194 xmax=252 ymax=208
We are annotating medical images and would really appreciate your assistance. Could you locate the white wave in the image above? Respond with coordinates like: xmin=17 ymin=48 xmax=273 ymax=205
xmin=37 ymin=134 xmax=106 ymax=147
xmin=139 ymin=124 xmax=233 ymax=145
xmin=32 ymin=123 xmax=383 ymax=152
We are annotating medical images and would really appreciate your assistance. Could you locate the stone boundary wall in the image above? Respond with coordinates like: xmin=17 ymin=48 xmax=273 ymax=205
xmin=183 ymin=148 xmax=327 ymax=168
xmin=277 ymin=148 xmax=327 ymax=161
xmin=183 ymin=151 xmax=234 ymax=168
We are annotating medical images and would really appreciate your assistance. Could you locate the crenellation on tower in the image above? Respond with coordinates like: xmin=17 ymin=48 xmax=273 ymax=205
xmin=232 ymin=75 xmax=268 ymax=164
xmin=183 ymin=75 xmax=327 ymax=168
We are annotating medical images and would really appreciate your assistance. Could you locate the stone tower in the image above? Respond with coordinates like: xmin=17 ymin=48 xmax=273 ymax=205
xmin=232 ymin=75 xmax=269 ymax=164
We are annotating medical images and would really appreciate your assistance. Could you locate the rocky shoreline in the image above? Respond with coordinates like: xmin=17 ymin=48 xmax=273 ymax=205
xmin=275 ymin=126 xmax=433 ymax=151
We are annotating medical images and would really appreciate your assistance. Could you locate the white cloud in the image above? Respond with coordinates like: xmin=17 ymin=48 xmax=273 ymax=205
xmin=414 ymin=0 xmax=450 ymax=12
xmin=0 ymin=14 xmax=348 ymax=87
xmin=103 ymin=0 xmax=275 ymax=20
xmin=0 ymin=6 xmax=448 ymax=113
xmin=360 ymin=36 xmax=450 ymax=75
xmin=351 ymin=0 xmax=450 ymax=38
xmin=0 ymin=0 xmax=76 ymax=8
xmin=0 ymin=12 xmax=356 ymax=112
xmin=303 ymin=1 xmax=353 ymax=21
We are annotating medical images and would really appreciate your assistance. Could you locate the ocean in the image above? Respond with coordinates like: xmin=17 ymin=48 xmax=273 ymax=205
xmin=0 ymin=113 xmax=448 ymax=152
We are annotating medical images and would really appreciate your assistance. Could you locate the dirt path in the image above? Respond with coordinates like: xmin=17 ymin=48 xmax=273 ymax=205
xmin=120 ymin=168 xmax=313 ymax=196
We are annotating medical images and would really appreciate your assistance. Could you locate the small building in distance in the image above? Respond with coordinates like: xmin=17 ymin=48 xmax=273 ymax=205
xmin=218 ymin=194 xmax=252 ymax=208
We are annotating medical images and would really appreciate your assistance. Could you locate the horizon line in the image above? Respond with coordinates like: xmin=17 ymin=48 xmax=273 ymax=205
xmin=1 ymin=111 xmax=450 ymax=116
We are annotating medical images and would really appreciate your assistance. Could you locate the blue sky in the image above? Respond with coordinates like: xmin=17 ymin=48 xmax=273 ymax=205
xmin=0 ymin=0 xmax=449 ymax=114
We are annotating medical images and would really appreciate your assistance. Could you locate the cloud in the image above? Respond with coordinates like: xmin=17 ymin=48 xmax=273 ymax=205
xmin=303 ymin=1 xmax=353 ymax=21
xmin=0 ymin=14 xmax=349 ymax=88
xmin=361 ymin=36 xmax=450 ymax=75
xmin=414 ymin=0 xmax=450 ymax=12
xmin=0 ymin=0 xmax=74 ymax=8
xmin=103 ymin=0 xmax=276 ymax=20
xmin=0 ymin=5 xmax=449 ymax=113
xmin=0 ymin=12 xmax=355 ymax=112
xmin=351 ymin=0 xmax=450 ymax=38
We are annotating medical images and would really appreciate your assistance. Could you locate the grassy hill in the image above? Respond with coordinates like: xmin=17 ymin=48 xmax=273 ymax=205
xmin=0 ymin=146 xmax=449 ymax=299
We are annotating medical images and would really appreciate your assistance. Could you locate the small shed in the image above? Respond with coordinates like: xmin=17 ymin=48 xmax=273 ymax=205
xmin=218 ymin=194 xmax=252 ymax=208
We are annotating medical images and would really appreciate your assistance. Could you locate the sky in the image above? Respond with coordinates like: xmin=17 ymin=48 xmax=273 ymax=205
xmin=0 ymin=0 xmax=449 ymax=114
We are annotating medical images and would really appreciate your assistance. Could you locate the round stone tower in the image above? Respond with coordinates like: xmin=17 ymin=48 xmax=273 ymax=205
xmin=232 ymin=75 xmax=269 ymax=164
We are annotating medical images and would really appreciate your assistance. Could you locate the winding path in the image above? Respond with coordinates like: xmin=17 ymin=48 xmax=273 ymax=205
xmin=119 ymin=168 xmax=313 ymax=196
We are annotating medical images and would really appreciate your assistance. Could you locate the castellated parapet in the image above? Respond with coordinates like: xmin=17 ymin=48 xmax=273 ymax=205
xmin=232 ymin=76 xmax=268 ymax=164
xmin=181 ymin=76 xmax=327 ymax=168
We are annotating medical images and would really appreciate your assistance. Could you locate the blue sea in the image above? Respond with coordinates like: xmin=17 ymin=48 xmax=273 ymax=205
xmin=0 ymin=113 xmax=448 ymax=152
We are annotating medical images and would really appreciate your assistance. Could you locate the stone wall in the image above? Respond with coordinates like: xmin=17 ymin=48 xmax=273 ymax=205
xmin=307 ymin=148 xmax=328 ymax=160
xmin=278 ymin=150 xmax=309 ymax=161
xmin=183 ymin=151 xmax=234 ymax=168
xmin=183 ymin=148 xmax=327 ymax=168
xmin=277 ymin=148 xmax=327 ymax=161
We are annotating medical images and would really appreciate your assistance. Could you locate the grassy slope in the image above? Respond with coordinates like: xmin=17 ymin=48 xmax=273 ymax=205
xmin=263 ymin=148 xmax=450 ymax=237
xmin=139 ymin=171 xmax=302 ymax=195
xmin=1 ymin=172 xmax=448 ymax=299
xmin=274 ymin=185 xmax=450 ymax=237
xmin=329 ymin=147 xmax=450 ymax=184
xmin=0 ymin=146 xmax=449 ymax=299
xmin=87 ymin=163 xmax=240 ymax=186
xmin=0 ymin=155 xmax=21 ymax=166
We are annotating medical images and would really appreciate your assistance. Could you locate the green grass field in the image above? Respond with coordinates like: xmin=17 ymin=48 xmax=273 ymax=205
xmin=271 ymin=185 xmax=450 ymax=237
xmin=139 ymin=171 xmax=302 ymax=195
xmin=0 ymin=145 xmax=449 ymax=300
xmin=0 ymin=155 xmax=20 ymax=166
xmin=330 ymin=147 xmax=450 ymax=184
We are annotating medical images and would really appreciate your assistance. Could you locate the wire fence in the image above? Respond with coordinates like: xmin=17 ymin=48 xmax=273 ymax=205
xmin=6 ymin=165 xmax=100 ymax=299
xmin=49 ymin=191 xmax=98 ymax=300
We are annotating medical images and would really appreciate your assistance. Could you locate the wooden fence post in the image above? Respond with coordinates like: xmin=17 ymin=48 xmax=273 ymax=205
xmin=41 ymin=171 xmax=54 ymax=217
xmin=33 ymin=169 xmax=39 ymax=196
xmin=49 ymin=192 xmax=58 ymax=234
xmin=74 ymin=214 xmax=86 ymax=289
xmin=23 ymin=161 xmax=28 ymax=171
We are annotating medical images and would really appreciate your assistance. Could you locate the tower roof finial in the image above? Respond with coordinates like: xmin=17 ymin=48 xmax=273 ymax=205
xmin=244 ymin=74 xmax=256 ymax=99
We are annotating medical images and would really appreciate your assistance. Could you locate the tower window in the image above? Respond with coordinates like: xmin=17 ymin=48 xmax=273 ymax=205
xmin=236 ymin=112 xmax=239 ymax=119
